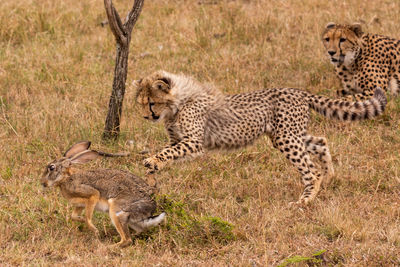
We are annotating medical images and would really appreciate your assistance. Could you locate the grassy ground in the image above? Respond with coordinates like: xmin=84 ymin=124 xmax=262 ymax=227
xmin=1 ymin=0 xmax=400 ymax=265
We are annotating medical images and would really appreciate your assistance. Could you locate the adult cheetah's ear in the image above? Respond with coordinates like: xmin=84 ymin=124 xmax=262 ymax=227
xmin=350 ymin=23 xmax=363 ymax=37
xmin=152 ymin=77 xmax=171 ymax=93
xmin=325 ymin=22 xmax=336 ymax=29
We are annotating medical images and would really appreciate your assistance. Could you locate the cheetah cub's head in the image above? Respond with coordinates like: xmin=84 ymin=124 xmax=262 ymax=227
xmin=133 ymin=71 xmax=176 ymax=122
xmin=322 ymin=22 xmax=363 ymax=67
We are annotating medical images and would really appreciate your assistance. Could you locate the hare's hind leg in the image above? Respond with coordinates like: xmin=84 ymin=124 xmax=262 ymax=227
xmin=108 ymin=198 xmax=132 ymax=248
xmin=125 ymin=199 xmax=162 ymax=233
xmin=130 ymin=212 xmax=166 ymax=233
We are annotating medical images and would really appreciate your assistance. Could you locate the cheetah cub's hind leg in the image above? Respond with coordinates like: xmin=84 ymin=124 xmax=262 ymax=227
xmin=273 ymin=134 xmax=323 ymax=205
xmin=303 ymin=135 xmax=334 ymax=188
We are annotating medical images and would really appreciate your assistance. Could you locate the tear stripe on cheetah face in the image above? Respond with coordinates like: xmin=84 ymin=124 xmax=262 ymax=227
xmin=134 ymin=70 xmax=386 ymax=204
xmin=322 ymin=22 xmax=400 ymax=101
xmin=133 ymin=70 xmax=223 ymax=123
xmin=322 ymin=22 xmax=362 ymax=67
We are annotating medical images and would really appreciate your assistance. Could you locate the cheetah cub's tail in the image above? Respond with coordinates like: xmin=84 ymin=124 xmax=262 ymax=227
xmin=308 ymin=87 xmax=387 ymax=121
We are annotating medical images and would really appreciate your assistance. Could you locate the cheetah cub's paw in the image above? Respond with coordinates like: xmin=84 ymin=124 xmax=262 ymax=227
xmin=288 ymin=200 xmax=305 ymax=208
xmin=288 ymin=196 xmax=314 ymax=208
xmin=143 ymin=156 xmax=165 ymax=174
xmin=322 ymin=165 xmax=335 ymax=189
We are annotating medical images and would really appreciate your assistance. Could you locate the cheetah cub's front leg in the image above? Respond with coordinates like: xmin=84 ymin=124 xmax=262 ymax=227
xmin=143 ymin=156 xmax=167 ymax=174
xmin=144 ymin=139 xmax=204 ymax=174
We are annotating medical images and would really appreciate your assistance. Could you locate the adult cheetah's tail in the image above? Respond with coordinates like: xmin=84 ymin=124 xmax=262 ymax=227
xmin=308 ymin=87 xmax=387 ymax=121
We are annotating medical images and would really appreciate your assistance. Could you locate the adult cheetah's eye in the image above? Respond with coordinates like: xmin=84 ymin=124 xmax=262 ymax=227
xmin=339 ymin=37 xmax=346 ymax=42
xmin=324 ymin=37 xmax=330 ymax=42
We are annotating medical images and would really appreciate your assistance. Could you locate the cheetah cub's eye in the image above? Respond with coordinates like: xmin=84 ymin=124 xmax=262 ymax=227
xmin=324 ymin=37 xmax=330 ymax=42
xmin=339 ymin=38 xmax=346 ymax=42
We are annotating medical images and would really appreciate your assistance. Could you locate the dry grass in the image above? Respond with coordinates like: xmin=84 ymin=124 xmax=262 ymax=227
xmin=1 ymin=0 xmax=400 ymax=265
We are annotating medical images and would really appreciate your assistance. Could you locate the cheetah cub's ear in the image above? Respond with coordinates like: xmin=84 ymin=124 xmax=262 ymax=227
xmin=350 ymin=23 xmax=363 ymax=37
xmin=131 ymin=79 xmax=142 ymax=90
xmin=325 ymin=22 xmax=336 ymax=29
xmin=152 ymin=77 xmax=171 ymax=93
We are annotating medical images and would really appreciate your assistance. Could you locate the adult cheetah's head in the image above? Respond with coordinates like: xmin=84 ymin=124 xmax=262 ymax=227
xmin=322 ymin=22 xmax=363 ymax=67
xmin=133 ymin=71 xmax=176 ymax=122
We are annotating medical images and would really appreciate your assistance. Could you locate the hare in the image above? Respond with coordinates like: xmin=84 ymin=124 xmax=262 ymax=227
xmin=41 ymin=141 xmax=166 ymax=247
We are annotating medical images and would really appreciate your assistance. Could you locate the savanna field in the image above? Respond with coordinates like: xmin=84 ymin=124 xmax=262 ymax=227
xmin=1 ymin=0 xmax=400 ymax=265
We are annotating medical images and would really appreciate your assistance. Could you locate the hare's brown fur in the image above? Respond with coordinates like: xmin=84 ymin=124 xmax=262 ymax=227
xmin=41 ymin=141 xmax=165 ymax=247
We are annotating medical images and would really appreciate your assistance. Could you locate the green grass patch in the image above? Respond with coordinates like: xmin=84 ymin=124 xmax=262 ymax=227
xmin=157 ymin=195 xmax=235 ymax=247
xmin=278 ymin=249 xmax=326 ymax=267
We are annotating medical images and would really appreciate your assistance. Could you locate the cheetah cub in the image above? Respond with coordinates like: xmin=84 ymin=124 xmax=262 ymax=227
xmin=134 ymin=71 xmax=386 ymax=205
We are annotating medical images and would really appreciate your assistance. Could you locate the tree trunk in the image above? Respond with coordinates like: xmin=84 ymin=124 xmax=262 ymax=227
xmin=103 ymin=44 xmax=129 ymax=139
xmin=102 ymin=0 xmax=144 ymax=140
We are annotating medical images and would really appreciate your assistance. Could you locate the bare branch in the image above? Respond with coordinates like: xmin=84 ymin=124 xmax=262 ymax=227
xmin=113 ymin=5 xmax=126 ymax=36
xmin=125 ymin=0 xmax=144 ymax=33
xmin=104 ymin=0 xmax=127 ymax=46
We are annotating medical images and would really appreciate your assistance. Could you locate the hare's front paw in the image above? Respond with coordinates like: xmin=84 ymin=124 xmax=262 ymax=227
xmin=143 ymin=156 xmax=165 ymax=174
xmin=71 ymin=215 xmax=85 ymax=222
xmin=117 ymin=239 xmax=133 ymax=248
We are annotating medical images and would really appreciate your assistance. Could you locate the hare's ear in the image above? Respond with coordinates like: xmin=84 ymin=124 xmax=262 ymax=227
xmin=70 ymin=150 xmax=100 ymax=164
xmin=64 ymin=141 xmax=91 ymax=158
xmin=152 ymin=78 xmax=171 ymax=93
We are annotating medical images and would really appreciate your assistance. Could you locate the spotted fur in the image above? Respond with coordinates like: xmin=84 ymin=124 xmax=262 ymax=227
xmin=322 ymin=22 xmax=400 ymax=100
xmin=134 ymin=70 xmax=387 ymax=204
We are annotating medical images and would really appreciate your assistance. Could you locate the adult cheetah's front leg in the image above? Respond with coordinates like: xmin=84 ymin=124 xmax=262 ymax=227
xmin=341 ymin=67 xmax=389 ymax=101
xmin=143 ymin=138 xmax=204 ymax=174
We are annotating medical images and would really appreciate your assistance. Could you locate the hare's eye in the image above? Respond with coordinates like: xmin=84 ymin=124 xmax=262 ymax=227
xmin=49 ymin=165 xmax=56 ymax=171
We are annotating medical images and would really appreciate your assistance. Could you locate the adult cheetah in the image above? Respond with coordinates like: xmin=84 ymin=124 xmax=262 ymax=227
xmin=322 ymin=22 xmax=400 ymax=100
xmin=134 ymin=70 xmax=386 ymax=205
